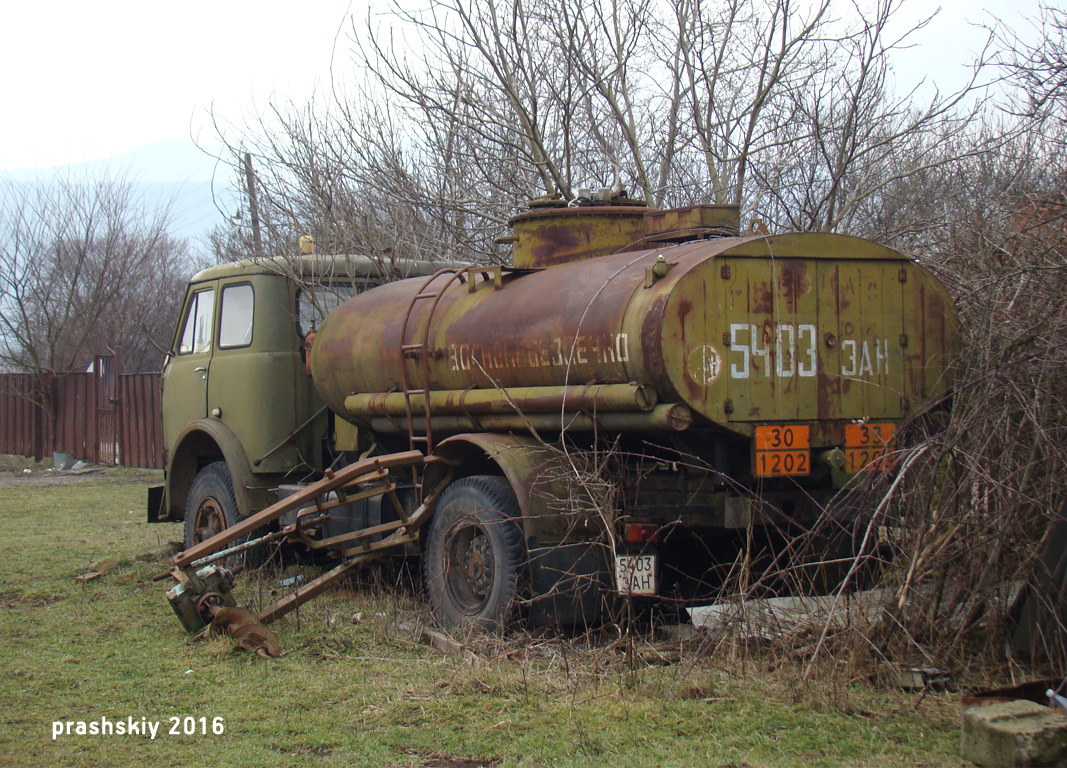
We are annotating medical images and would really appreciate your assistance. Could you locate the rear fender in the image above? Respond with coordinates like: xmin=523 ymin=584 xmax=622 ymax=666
xmin=427 ymin=433 xmax=607 ymax=549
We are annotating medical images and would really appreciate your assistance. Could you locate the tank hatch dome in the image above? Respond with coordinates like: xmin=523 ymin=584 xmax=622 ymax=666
xmin=508 ymin=197 xmax=741 ymax=269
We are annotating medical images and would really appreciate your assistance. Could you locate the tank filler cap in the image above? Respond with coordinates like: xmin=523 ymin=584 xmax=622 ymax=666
xmin=645 ymin=254 xmax=675 ymax=287
xmin=571 ymin=187 xmax=647 ymax=208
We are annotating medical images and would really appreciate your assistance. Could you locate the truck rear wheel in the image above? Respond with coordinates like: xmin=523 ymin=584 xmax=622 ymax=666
xmin=424 ymin=476 xmax=525 ymax=631
xmin=183 ymin=462 xmax=246 ymax=564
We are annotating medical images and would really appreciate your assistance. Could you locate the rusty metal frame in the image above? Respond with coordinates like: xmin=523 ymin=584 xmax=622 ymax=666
xmin=173 ymin=450 xmax=428 ymax=568
xmin=166 ymin=449 xmax=452 ymax=632
xmin=257 ymin=487 xmax=444 ymax=623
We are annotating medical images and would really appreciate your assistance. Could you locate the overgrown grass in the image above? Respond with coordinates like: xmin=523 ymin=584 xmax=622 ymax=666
xmin=0 ymin=472 xmax=963 ymax=767
xmin=0 ymin=453 xmax=51 ymax=474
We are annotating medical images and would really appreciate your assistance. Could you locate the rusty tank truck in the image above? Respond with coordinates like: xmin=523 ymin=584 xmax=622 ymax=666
xmin=154 ymin=200 xmax=959 ymax=637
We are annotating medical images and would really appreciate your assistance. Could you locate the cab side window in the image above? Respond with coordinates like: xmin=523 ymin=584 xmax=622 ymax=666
xmin=218 ymin=284 xmax=254 ymax=349
xmin=178 ymin=289 xmax=215 ymax=355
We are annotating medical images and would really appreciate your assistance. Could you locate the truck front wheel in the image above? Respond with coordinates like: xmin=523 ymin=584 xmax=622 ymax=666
xmin=183 ymin=461 xmax=241 ymax=553
xmin=424 ymin=476 xmax=525 ymax=631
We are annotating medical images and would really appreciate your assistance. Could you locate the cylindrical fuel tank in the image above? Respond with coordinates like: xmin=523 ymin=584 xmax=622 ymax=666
xmin=311 ymin=232 xmax=959 ymax=443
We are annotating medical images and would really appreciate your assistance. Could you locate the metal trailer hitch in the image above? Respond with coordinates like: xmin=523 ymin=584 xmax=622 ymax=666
xmin=158 ymin=451 xmax=447 ymax=656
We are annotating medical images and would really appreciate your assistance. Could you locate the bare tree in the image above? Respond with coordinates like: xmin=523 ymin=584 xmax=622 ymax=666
xmin=206 ymin=0 xmax=996 ymax=269
xmin=0 ymin=170 xmax=189 ymax=377
xmin=998 ymin=4 xmax=1067 ymax=129
xmin=762 ymin=16 xmax=1067 ymax=672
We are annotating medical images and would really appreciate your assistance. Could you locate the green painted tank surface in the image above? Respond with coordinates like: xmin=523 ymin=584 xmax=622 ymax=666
xmin=311 ymin=232 xmax=959 ymax=446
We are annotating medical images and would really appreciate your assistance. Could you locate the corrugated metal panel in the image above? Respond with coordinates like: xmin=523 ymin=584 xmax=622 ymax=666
xmin=118 ymin=373 xmax=164 ymax=469
xmin=0 ymin=360 xmax=164 ymax=469
xmin=0 ymin=373 xmax=47 ymax=459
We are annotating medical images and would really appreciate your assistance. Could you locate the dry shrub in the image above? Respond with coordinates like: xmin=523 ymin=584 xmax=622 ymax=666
xmin=871 ymin=196 xmax=1067 ymax=672
xmin=646 ymin=196 xmax=1067 ymax=686
xmin=730 ymin=194 xmax=1067 ymax=684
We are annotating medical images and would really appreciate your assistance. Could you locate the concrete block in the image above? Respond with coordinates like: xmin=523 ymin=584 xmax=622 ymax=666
xmin=962 ymin=699 xmax=1067 ymax=767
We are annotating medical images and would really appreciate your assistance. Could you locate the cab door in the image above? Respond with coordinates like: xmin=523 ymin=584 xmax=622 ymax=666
xmin=206 ymin=276 xmax=302 ymax=474
xmin=162 ymin=282 xmax=217 ymax=453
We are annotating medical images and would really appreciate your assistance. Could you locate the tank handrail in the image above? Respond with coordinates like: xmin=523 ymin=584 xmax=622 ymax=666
xmin=398 ymin=267 xmax=474 ymax=501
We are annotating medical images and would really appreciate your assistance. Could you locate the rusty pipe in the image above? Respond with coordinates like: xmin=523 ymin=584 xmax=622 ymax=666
xmin=366 ymin=403 xmax=692 ymax=435
xmin=344 ymin=382 xmax=657 ymax=419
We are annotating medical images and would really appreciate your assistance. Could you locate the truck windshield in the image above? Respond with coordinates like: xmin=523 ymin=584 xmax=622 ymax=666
xmin=296 ymin=283 xmax=357 ymax=336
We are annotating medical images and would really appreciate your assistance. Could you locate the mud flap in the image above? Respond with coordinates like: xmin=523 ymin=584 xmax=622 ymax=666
xmin=146 ymin=484 xmax=166 ymax=523
xmin=527 ymin=543 xmax=612 ymax=627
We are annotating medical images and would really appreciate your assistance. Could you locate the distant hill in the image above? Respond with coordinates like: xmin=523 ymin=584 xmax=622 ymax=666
xmin=2 ymin=139 xmax=239 ymax=242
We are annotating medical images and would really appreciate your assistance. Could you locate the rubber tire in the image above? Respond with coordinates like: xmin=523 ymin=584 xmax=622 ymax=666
xmin=182 ymin=461 xmax=245 ymax=565
xmin=424 ymin=476 xmax=525 ymax=632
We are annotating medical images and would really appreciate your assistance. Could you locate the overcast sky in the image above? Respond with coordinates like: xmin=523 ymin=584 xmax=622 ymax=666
xmin=1 ymin=1 xmax=355 ymax=170
xmin=0 ymin=0 xmax=1045 ymax=173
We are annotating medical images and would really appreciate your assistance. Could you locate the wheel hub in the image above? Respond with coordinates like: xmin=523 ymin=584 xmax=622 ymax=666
xmin=193 ymin=498 xmax=225 ymax=545
xmin=464 ymin=535 xmax=493 ymax=597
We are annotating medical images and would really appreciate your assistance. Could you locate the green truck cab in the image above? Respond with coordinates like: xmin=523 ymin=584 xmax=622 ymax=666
xmin=148 ymin=254 xmax=449 ymax=551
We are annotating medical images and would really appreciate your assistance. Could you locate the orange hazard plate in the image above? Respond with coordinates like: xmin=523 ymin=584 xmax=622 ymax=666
xmin=754 ymin=425 xmax=811 ymax=477
xmin=844 ymin=423 xmax=897 ymax=472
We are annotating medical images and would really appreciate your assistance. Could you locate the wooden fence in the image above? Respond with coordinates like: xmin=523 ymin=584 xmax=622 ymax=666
xmin=0 ymin=355 xmax=164 ymax=469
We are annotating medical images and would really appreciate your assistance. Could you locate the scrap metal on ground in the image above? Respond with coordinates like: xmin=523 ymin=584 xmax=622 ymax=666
xmin=160 ymin=451 xmax=446 ymax=655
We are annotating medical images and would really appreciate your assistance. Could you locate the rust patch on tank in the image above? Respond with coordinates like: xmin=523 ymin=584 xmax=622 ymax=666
xmin=509 ymin=206 xmax=649 ymax=268
xmin=676 ymin=297 xmax=693 ymax=325
xmin=751 ymin=280 xmax=774 ymax=315
xmin=780 ymin=260 xmax=807 ymax=313
xmin=641 ymin=294 xmax=669 ymax=387
xmin=837 ymin=271 xmax=853 ymax=312
xmin=816 ymin=371 xmax=839 ymax=420
xmin=528 ymin=223 xmax=583 ymax=263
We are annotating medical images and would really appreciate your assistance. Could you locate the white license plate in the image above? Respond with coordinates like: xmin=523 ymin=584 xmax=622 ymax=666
xmin=615 ymin=554 xmax=657 ymax=595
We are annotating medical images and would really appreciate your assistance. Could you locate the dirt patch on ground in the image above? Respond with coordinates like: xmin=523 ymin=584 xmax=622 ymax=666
xmin=405 ymin=751 xmax=501 ymax=768
xmin=0 ymin=590 xmax=61 ymax=609
xmin=0 ymin=465 xmax=162 ymax=489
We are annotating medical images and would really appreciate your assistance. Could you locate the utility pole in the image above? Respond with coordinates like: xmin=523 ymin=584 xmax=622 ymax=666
xmin=243 ymin=152 xmax=263 ymax=257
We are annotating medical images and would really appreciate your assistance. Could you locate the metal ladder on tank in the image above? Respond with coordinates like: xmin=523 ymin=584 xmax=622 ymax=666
xmin=398 ymin=268 xmax=467 ymax=502
xmin=398 ymin=265 xmax=505 ymax=500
